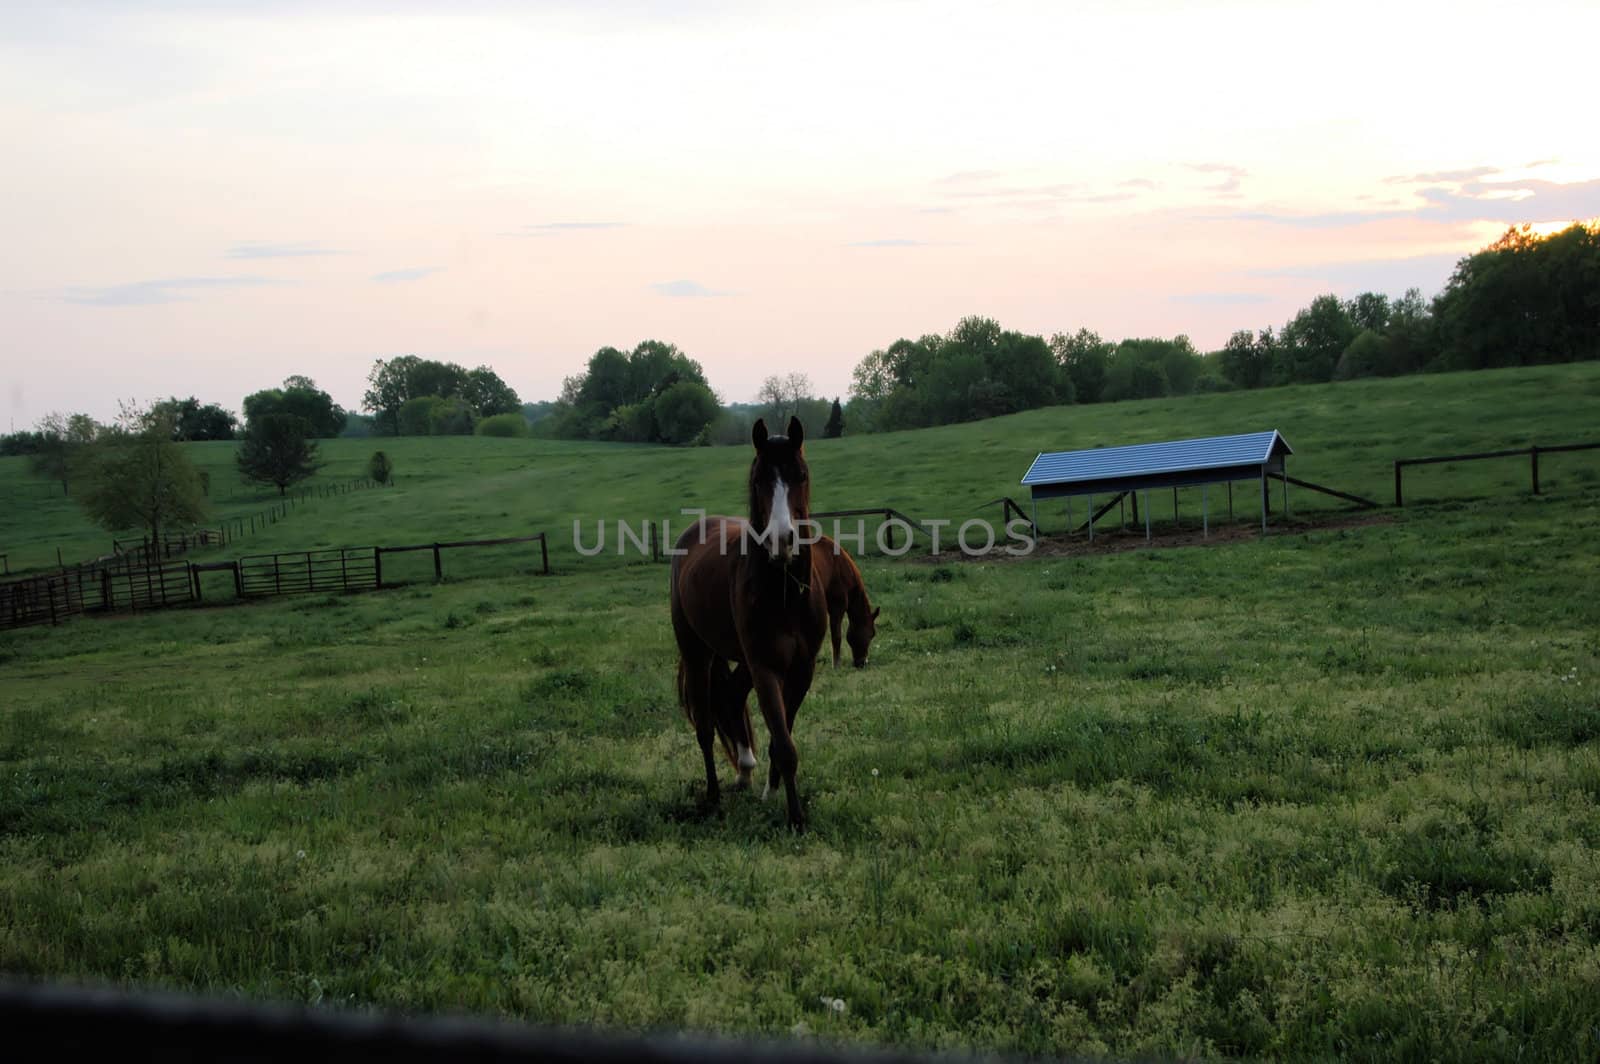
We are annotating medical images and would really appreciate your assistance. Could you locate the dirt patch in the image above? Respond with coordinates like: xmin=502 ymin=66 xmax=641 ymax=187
xmin=905 ymin=511 xmax=1395 ymax=564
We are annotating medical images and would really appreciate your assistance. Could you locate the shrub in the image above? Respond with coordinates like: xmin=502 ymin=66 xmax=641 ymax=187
xmin=476 ymin=413 xmax=530 ymax=438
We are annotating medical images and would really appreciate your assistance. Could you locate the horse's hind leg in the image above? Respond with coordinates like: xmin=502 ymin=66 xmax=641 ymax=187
xmin=750 ymin=665 xmax=804 ymax=830
xmin=679 ymin=648 xmax=722 ymax=806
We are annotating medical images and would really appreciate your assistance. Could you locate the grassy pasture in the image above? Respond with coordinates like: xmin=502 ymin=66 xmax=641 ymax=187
xmin=3 ymin=365 xmax=1600 ymax=1059
xmin=3 ymin=361 xmax=1599 ymax=577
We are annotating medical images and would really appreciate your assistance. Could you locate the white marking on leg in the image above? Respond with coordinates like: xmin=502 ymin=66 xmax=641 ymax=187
xmin=737 ymin=742 xmax=757 ymax=771
xmin=762 ymin=781 xmax=773 ymax=801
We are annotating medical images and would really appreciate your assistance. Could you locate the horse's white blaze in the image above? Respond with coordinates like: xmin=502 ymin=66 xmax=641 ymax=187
xmin=737 ymin=742 xmax=756 ymax=770
xmin=766 ymin=475 xmax=796 ymax=557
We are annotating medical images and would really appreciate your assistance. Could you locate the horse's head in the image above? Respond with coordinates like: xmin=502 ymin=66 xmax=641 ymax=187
xmin=846 ymin=602 xmax=880 ymax=668
xmin=748 ymin=416 xmax=810 ymax=562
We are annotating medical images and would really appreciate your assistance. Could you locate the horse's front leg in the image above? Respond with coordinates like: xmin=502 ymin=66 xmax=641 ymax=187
xmin=750 ymin=663 xmax=804 ymax=830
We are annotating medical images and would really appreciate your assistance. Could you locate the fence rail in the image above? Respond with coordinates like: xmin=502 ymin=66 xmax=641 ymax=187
xmin=1393 ymin=441 xmax=1600 ymax=506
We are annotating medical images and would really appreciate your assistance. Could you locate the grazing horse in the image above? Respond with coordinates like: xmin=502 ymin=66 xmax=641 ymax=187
xmin=669 ymin=416 xmax=827 ymax=829
xmin=812 ymin=535 xmax=880 ymax=668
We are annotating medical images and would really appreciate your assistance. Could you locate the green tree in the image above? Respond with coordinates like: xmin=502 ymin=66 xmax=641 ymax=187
xmin=1051 ymin=329 xmax=1112 ymax=404
xmin=156 ymin=397 xmax=238 ymax=440
xmin=244 ymin=377 xmax=344 ymax=437
xmin=1277 ymin=295 xmax=1356 ymax=383
xmin=397 ymin=396 xmax=442 ymax=436
xmin=237 ymin=414 xmax=323 ymax=495
xmin=28 ymin=412 xmax=101 ymax=495
xmin=463 ymin=366 xmax=521 ymax=416
xmin=427 ymin=396 xmax=476 ymax=435
xmin=77 ymin=404 xmax=208 ymax=546
xmin=1218 ymin=329 xmax=1274 ymax=390
xmin=363 ymin=356 xmax=422 ymax=435
xmin=654 ymin=380 xmax=721 ymax=444
xmin=823 ymin=398 xmax=844 ymax=438
xmin=1433 ymin=223 xmax=1600 ymax=369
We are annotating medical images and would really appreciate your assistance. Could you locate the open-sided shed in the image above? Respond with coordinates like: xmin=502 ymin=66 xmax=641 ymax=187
xmin=1021 ymin=430 xmax=1294 ymax=539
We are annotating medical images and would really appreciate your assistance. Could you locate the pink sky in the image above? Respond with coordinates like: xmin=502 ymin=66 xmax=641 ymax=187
xmin=3 ymin=1 xmax=1597 ymax=428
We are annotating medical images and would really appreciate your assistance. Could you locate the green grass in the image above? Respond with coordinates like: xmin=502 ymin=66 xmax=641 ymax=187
xmin=3 ymin=361 xmax=1599 ymax=577
xmin=4 ymin=364 xmax=1600 ymax=1059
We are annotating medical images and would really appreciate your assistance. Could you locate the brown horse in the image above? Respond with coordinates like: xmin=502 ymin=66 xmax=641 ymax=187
xmin=669 ymin=416 xmax=827 ymax=829
xmin=812 ymin=535 xmax=880 ymax=668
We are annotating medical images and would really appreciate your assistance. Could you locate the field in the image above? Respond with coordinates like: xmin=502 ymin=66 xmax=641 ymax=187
xmin=3 ymin=364 xmax=1600 ymax=1059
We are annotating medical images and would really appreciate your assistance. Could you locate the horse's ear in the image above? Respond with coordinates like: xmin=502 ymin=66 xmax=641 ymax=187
xmin=752 ymin=418 xmax=768 ymax=450
xmin=871 ymin=606 xmax=881 ymax=620
xmin=787 ymin=416 xmax=804 ymax=448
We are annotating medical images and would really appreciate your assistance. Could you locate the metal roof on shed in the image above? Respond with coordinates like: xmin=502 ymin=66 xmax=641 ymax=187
xmin=1021 ymin=430 xmax=1292 ymax=487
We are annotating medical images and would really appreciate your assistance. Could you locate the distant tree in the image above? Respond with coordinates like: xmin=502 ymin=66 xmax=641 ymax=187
xmin=367 ymin=450 xmax=393 ymax=485
xmin=236 ymin=414 xmax=323 ymax=495
xmin=548 ymin=340 xmax=716 ymax=443
xmin=243 ymin=377 xmax=344 ymax=437
xmin=427 ymin=396 xmax=476 ymax=435
xmin=1433 ymin=222 xmax=1600 ymax=369
xmin=653 ymin=380 xmax=721 ymax=444
xmin=757 ymin=372 xmax=814 ymax=424
xmin=155 ymin=397 xmax=238 ymax=441
xmin=1347 ymin=292 xmax=1391 ymax=334
xmin=1277 ymin=295 xmax=1356 ymax=384
xmin=463 ymin=366 xmax=521 ymax=417
xmin=28 ymin=412 xmax=101 ymax=494
xmin=823 ymin=398 xmax=844 ymax=438
xmin=397 ymin=396 xmax=441 ymax=436
xmin=77 ymin=403 xmax=207 ymax=545
xmin=1334 ymin=329 xmax=1393 ymax=380
xmin=1218 ymin=329 xmax=1274 ymax=390
xmin=1050 ymin=329 xmax=1113 ymax=404
xmin=363 ymin=355 xmax=422 ymax=435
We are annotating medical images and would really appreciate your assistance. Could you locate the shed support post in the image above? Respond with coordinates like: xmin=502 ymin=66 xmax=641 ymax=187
xmin=1087 ymin=494 xmax=1094 ymax=542
xmin=1132 ymin=491 xmax=1139 ymax=526
xmin=1066 ymin=496 xmax=1071 ymax=533
xmin=1172 ymin=487 xmax=1178 ymax=529
xmin=1203 ymin=486 xmax=1209 ymax=538
xmin=1144 ymin=491 xmax=1151 ymax=543
xmin=1260 ymin=468 xmax=1268 ymax=534
xmin=1120 ymin=495 xmax=1126 ymax=530
xmin=1030 ymin=498 xmax=1038 ymax=537
xmin=1282 ymin=458 xmax=1290 ymax=518
xmin=1228 ymin=480 xmax=1234 ymax=521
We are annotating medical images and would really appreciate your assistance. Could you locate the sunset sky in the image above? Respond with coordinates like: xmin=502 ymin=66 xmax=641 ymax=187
xmin=4 ymin=0 xmax=1598 ymax=428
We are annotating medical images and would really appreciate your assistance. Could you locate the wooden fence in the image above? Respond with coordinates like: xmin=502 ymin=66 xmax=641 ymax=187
xmin=1 ymin=532 xmax=551 ymax=630
xmin=1393 ymin=441 xmax=1600 ymax=506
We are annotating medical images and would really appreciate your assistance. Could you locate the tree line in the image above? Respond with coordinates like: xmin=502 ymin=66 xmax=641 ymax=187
xmin=847 ymin=221 xmax=1600 ymax=431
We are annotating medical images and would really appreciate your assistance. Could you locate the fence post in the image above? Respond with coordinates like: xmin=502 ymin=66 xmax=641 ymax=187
xmin=47 ymin=580 xmax=58 ymax=625
xmin=540 ymin=534 xmax=549 ymax=575
xmin=1531 ymin=445 xmax=1541 ymax=495
xmin=191 ymin=564 xmax=201 ymax=602
xmin=433 ymin=544 xmax=442 ymax=582
xmin=232 ymin=561 xmax=243 ymax=598
xmin=1394 ymin=462 xmax=1403 ymax=507
xmin=374 ymin=548 xmax=384 ymax=588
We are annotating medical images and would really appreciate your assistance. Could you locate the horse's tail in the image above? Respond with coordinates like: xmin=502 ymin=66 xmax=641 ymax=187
xmin=675 ymin=655 xmax=695 ymax=727
xmin=676 ymin=654 xmax=742 ymax=770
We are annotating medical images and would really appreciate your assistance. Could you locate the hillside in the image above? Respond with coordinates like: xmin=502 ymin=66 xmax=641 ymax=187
xmin=3 ymin=361 xmax=1599 ymax=577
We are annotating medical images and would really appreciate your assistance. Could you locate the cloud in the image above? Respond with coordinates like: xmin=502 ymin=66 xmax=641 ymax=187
xmin=61 ymin=276 xmax=283 ymax=307
xmin=1168 ymin=291 xmax=1273 ymax=305
xmin=1119 ymin=178 xmax=1159 ymax=190
xmin=935 ymin=170 xmax=1002 ymax=185
xmin=1383 ymin=165 xmax=1499 ymax=185
xmin=1228 ymin=175 xmax=1600 ymax=230
xmin=226 ymin=241 xmax=341 ymax=258
xmin=847 ymin=238 xmax=931 ymax=248
xmin=510 ymin=221 xmax=629 ymax=236
xmin=651 ymin=279 xmax=727 ymax=298
xmin=1250 ymin=252 xmax=1464 ymax=295
xmin=372 ymin=266 xmax=442 ymax=283
xmin=1187 ymin=162 xmax=1248 ymax=194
